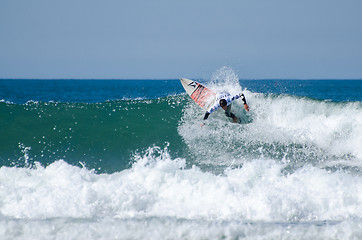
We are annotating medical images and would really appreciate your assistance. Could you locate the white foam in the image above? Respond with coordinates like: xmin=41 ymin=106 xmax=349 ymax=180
xmin=1 ymin=146 xmax=362 ymax=239
xmin=209 ymin=66 xmax=244 ymax=96
xmin=2 ymin=218 xmax=361 ymax=240
xmin=249 ymin=94 xmax=362 ymax=158
xmin=0 ymin=99 xmax=14 ymax=104
xmin=1 ymin=146 xmax=361 ymax=221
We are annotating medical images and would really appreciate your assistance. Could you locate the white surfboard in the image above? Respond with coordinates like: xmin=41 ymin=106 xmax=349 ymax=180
xmin=180 ymin=78 xmax=215 ymax=109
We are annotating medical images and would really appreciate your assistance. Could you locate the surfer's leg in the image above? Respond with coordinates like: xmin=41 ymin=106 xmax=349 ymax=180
xmin=224 ymin=105 xmax=232 ymax=117
xmin=224 ymin=105 xmax=239 ymax=123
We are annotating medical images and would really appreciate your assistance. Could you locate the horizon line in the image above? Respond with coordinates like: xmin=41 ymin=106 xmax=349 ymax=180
xmin=1 ymin=78 xmax=362 ymax=81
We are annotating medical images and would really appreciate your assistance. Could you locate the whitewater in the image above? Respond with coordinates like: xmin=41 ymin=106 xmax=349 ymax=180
xmin=0 ymin=72 xmax=362 ymax=239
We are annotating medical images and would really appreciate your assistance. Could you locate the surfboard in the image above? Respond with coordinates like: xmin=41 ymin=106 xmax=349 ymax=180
xmin=180 ymin=78 xmax=215 ymax=109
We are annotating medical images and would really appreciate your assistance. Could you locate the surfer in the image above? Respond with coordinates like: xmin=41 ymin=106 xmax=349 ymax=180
xmin=202 ymin=92 xmax=249 ymax=124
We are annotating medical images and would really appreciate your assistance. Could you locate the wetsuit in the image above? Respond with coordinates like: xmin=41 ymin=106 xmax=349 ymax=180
xmin=203 ymin=92 xmax=247 ymax=120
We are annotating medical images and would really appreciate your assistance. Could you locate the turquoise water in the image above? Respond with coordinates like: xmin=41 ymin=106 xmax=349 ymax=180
xmin=1 ymin=96 xmax=186 ymax=172
xmin=1 ymin=76 xmax=362 ymax=239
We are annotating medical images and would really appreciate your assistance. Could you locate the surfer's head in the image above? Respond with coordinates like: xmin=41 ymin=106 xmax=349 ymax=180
xmin=220 ymin=99 xmax=227 ymax=109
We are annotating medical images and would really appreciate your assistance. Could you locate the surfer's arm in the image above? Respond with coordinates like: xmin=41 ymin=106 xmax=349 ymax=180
xmin=203 ymin=102 xmax=220 ymax=121
xmin=238 ymin=93 xmax=249 ymax=111
xmin=201 ymin=112 xmax=210 ymax=126
xmin=231 ymin=93 xmax=247 ymax=104
xmin=232 ymin=93 xmax=249 ymax=111
xmin=231 ymin=94 xmax=241 ymax=101
xmin=239 ymin=93 xmax=247 ymax=104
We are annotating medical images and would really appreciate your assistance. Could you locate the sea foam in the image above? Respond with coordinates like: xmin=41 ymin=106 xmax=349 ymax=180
xmin=1 ymin=144 xmax=362 ymax=239
xmin=1 ymin=145 xmax=361 ymax=222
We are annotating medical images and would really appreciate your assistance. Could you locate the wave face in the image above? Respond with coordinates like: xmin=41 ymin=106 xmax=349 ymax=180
xmin=0 ymin=96 xmax=188 ymax=172
xmin=1 ymin=77 xmax=362 ymax=239
xmin=2 ymin=91 xmax=360 ymax=173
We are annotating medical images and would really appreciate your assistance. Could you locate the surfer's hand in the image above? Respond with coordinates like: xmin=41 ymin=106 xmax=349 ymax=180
xmin=201 ymin=122 xmax=205 ymax=127
xmin=244 ymin=103 xmax=249 ymax=112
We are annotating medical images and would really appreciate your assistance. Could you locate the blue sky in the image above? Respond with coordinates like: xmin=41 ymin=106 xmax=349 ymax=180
xmin=1 ymin=0 xmax=362 ymax=79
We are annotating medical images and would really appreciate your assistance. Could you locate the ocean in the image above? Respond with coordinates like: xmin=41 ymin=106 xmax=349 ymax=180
xmin=1 ymin=73 xmax=362 ymax=239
